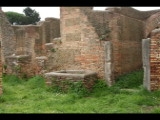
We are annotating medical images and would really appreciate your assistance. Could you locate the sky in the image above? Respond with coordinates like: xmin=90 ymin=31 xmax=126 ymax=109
xmin=2 ymin=7 xmax=160 ymax=21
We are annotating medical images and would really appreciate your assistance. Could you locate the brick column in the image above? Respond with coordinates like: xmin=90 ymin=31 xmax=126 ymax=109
xmin=150 ymin=29 xmax=160 ymax=90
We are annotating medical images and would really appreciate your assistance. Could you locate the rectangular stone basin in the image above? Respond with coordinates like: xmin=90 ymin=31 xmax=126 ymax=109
xmin=44 ymin=70 xmax=97 ymax=90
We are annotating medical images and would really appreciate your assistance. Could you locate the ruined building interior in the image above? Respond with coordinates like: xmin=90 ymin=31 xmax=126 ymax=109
xmin=1 ymin=7 xmax=160 ymax=94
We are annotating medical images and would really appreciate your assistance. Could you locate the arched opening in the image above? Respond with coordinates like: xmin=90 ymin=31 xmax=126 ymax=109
xmin=144 ymin=12 xmax=160 ymax=38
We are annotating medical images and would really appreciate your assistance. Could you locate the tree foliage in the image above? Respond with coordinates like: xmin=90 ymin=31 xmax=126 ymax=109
xmin=4 ymin=12 xmax=27 ymax=25
xmin=4 ymin=7 xmax=41 ymax=25
xmin=23 ymin=7 xmax=41 ymax=25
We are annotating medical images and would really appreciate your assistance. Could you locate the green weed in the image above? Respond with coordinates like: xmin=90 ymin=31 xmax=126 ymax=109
xmin=1 ymin=70 xmax=160 ymax=113
xmin=113 ymin=70 xmax=143 ymax=89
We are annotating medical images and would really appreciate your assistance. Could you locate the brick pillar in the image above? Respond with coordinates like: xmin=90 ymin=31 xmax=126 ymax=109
xmin=150 ymin=29 xmax=160 ymax=91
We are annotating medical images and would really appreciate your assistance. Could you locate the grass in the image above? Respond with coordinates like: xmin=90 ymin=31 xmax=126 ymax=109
xmin=1 ymin=69 xmax=160 ymax=113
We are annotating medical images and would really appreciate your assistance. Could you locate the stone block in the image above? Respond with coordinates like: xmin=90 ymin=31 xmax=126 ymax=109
xmin=44 ymin=70 xmax=97 ymax=90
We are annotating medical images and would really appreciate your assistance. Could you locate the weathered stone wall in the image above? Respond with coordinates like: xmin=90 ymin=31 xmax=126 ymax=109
xmin=12 ymin=25 xmax=40 ymax=58
xmin=3 ymin=18 xmax=61 ymax=77
xmin=44 ymin=7 xmax=145 ymax=85
xmin=44 ymin=70 xmax=98 ymax=91
xmin=12 ymin=18 xmax=60 ymax=57
xmin=149 ymin=29 xmax=160 ymax=91
xmin=5 ymin=25 xmax=41 ymax=77
xmin=0 ymin=8 xmax=17 ymax=95
xmin=81 ymin=7 xmax=111 ymax=40
xmin=145 ymin=12 xmax=160 ymax=38
xmin=143 ymin=28 xmax=160 ymax=91
xmin=82 ymin=7 xmax=144 ymax=82
xmin=82 ymin=7 xmax=145 ymax=81
xmin=37 ymin=18 xmax=60 ymax=43
xmin=44 ymin=18 xmax=60 ymax=43
xmin=106 ymin=7 xmax=160 ymax=21
xmin=110 ymin=11 xmax=145 ymax=79
xmin=0 ymin=9 xmax=16 ymax=63
xmin=5 ymin=55 xmax=33 ymax=78
xmin=2 ymin=7 xmax=160 ymax=92
xmin=80 ymin=8 xmax=114 ymax=85
xmin=44 ymin=7 xmax=106 ymax=80
xmin=81 ymin=7 xmax=145 ymax=83
xmin=142 ymin=10 xmax=160 ymax=91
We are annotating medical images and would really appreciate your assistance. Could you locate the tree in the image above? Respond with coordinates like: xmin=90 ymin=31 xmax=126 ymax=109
xmin=4 ymin=7 xmax=41 ymax=25
xmin=5 ymin=11 xmax=27 ymax=25
xmin=23 ymin=7 xmax=41 ymax=25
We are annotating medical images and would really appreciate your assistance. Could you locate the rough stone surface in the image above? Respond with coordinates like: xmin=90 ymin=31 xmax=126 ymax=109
xmin=104 ymin=41 xmax=113 ymax=86
xmin=5 ymin=55 xmax=33 ymax=78
xmin=1 ymin=7 xmax=160 ymax=93
xmin=149 ymin=29 xmax=160 ymax=91
xmin=142 ymin=38 xmax=150 ymax=91
xmin=0 ymin=8 xmax=17 ymax=95
xmin=44 ymin=70 xmax=98 ymax=90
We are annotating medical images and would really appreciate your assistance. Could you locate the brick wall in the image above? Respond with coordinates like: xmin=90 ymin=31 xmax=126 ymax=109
xmin=0 ymin=9 xmax=16 ymax=63
xmin=42 ymin=7 xmax=106 ymax=80
xmin=13 ymin=26 xmax=40 ymax=58
xmin=46 ymin=7 xmax=146 ymax=84
xmin=143 ymin=10 xmax=160 ymax=91
xmin=145 ymin=12 xmax=160 ymax=38
xmin=4 ymin=18 xmax=60 ymax=77
xmin=149 ymin=29 xmax=160 ymax=90
xmin=0 ymin=8 xmax=17 ymax=95
xmin=12 ymin=18 xmax=60 ymax=57
xmin=82 ymin=7 xmax=145 ymax=81
xmin=45 ymin=18 xmax=60 ymax=43
xmin=110 ymin=13 xmax=145 ymax=79
xmin=107 ymin=7 xmax=160 ymax=21
xmin=1 ymin=7 xmax=160 ymax=91
xmin=81 ymin=7 xmax=111 ymax=39
xmin=48 ymin=7 xmax=106 ymax=79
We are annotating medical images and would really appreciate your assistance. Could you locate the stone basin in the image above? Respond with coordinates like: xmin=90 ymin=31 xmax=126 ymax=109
xmin=44 ymin=70 xmax=98 ymax=90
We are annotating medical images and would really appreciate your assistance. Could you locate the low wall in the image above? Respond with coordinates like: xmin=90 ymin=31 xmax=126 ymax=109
xmin=44 ymin=70 xmax=98 ymax=90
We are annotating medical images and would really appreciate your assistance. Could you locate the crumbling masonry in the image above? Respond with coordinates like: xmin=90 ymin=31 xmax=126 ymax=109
xmin=1 ymin=7 xmax=160 ymax=94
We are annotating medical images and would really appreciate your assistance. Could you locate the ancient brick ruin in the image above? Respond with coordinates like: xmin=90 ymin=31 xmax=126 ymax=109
xmin=149 ymin=30 xmax=160 ymax=91
xmin=1 ymin=7 xmax=160 ymax=94
xmin=143 ymin=28 xmax=160 ymax=91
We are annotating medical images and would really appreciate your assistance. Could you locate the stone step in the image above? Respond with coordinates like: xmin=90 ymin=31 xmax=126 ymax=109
xmin=45 ymin=43 xmax=54 ymax=51
xmin=120 ymin=89 xmax=139 ymax=92
xmin=35 ymin=56 xmax=47 ymax=60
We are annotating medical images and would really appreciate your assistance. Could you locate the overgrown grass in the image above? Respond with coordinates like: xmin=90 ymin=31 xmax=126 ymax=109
xmin=1 ymin=70 xmax=160 ymax=113
xmin=113 ymin=70 xmax=143 ymax=89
